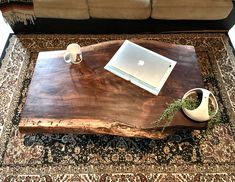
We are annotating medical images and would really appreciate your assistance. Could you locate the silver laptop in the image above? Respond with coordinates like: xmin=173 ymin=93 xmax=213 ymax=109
xmin=104 ymin=40 xmax=177 ymax=95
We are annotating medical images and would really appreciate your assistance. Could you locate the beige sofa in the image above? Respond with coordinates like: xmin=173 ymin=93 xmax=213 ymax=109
xmin=34 ymin=0 xmax=233 ymax=20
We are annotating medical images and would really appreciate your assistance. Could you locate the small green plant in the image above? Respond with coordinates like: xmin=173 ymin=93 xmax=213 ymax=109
xmin=205 ymin=110 xmax=221 ymax=135
xmin=153 ymin=98 xmax=200 ymax=131
xmin=153 ymin=97 xmax=220 ymax=133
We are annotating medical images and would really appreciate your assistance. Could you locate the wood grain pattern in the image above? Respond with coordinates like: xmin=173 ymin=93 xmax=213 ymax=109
xmin=19 ymin=40 xmax=206 ymax=139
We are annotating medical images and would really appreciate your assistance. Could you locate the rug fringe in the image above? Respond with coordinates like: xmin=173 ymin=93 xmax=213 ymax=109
xmin=2 ymin=11 xmax=35 ymax=25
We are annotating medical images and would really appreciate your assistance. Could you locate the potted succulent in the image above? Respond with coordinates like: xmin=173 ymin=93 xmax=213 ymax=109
xmin=154 ymin=88 xmax=219 ymax=132
xmin=182 ymin=88 xmax=218 ymax=122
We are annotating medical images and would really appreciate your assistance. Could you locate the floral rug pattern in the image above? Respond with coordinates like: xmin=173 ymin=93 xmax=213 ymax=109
xmin=0 ymin=33 xmax=234 ymax=181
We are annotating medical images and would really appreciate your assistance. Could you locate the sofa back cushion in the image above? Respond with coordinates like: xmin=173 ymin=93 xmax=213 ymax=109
xmin=34 ymin=0 xmax=90 ymax=19
xmin=151 ymin=0 xmax=233 ymax=20
xmin=88 ymin=0 xmax=151 ymax=19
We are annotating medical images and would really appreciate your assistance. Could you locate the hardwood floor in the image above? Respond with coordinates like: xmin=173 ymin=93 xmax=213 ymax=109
xmin=229 ymin=25 xmax=235 ymax=49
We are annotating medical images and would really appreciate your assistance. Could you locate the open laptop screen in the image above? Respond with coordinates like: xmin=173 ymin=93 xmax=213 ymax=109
xmin=104 ymin=40 xmax=177 ymax=95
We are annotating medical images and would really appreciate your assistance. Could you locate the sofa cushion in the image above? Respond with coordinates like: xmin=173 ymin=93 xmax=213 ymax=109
xmin=151 ymin=0 xmax=233 ymax=20
xmin=88 ymin=0 xmax=151 ymax=19
xmin=34 ymin=0 xmax=89 ymax=19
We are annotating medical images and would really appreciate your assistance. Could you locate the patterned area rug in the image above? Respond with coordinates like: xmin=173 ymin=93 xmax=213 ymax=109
xmin=0 ymin=33 xmax=235 ymax=181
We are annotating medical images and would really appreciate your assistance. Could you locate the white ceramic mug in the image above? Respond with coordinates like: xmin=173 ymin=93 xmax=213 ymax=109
xmin=64 ymin=43 xmax=83 ymax=64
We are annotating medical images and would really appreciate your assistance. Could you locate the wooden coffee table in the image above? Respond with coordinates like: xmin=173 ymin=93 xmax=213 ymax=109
xmin=19 ymin=40 xmax=206 ymax=139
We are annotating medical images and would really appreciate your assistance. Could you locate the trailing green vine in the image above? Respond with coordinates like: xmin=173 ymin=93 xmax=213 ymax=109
xmin=153 ymin=98 xmax=221 ymax=133
xmin=205 ymin=110 xmax=221 ymax=135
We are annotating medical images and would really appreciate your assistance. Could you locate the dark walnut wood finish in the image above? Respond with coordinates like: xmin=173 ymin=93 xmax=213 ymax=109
xmin=19 ymin=40 xmax=206 ymax=139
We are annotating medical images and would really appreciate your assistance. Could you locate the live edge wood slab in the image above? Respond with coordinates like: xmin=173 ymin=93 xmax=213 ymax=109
xmin=19 ymin=40 xmax=206 ymax=139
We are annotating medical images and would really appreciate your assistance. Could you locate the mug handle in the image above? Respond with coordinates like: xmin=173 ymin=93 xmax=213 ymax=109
xmin=64 ymin=52 xmax=72 ymax=63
